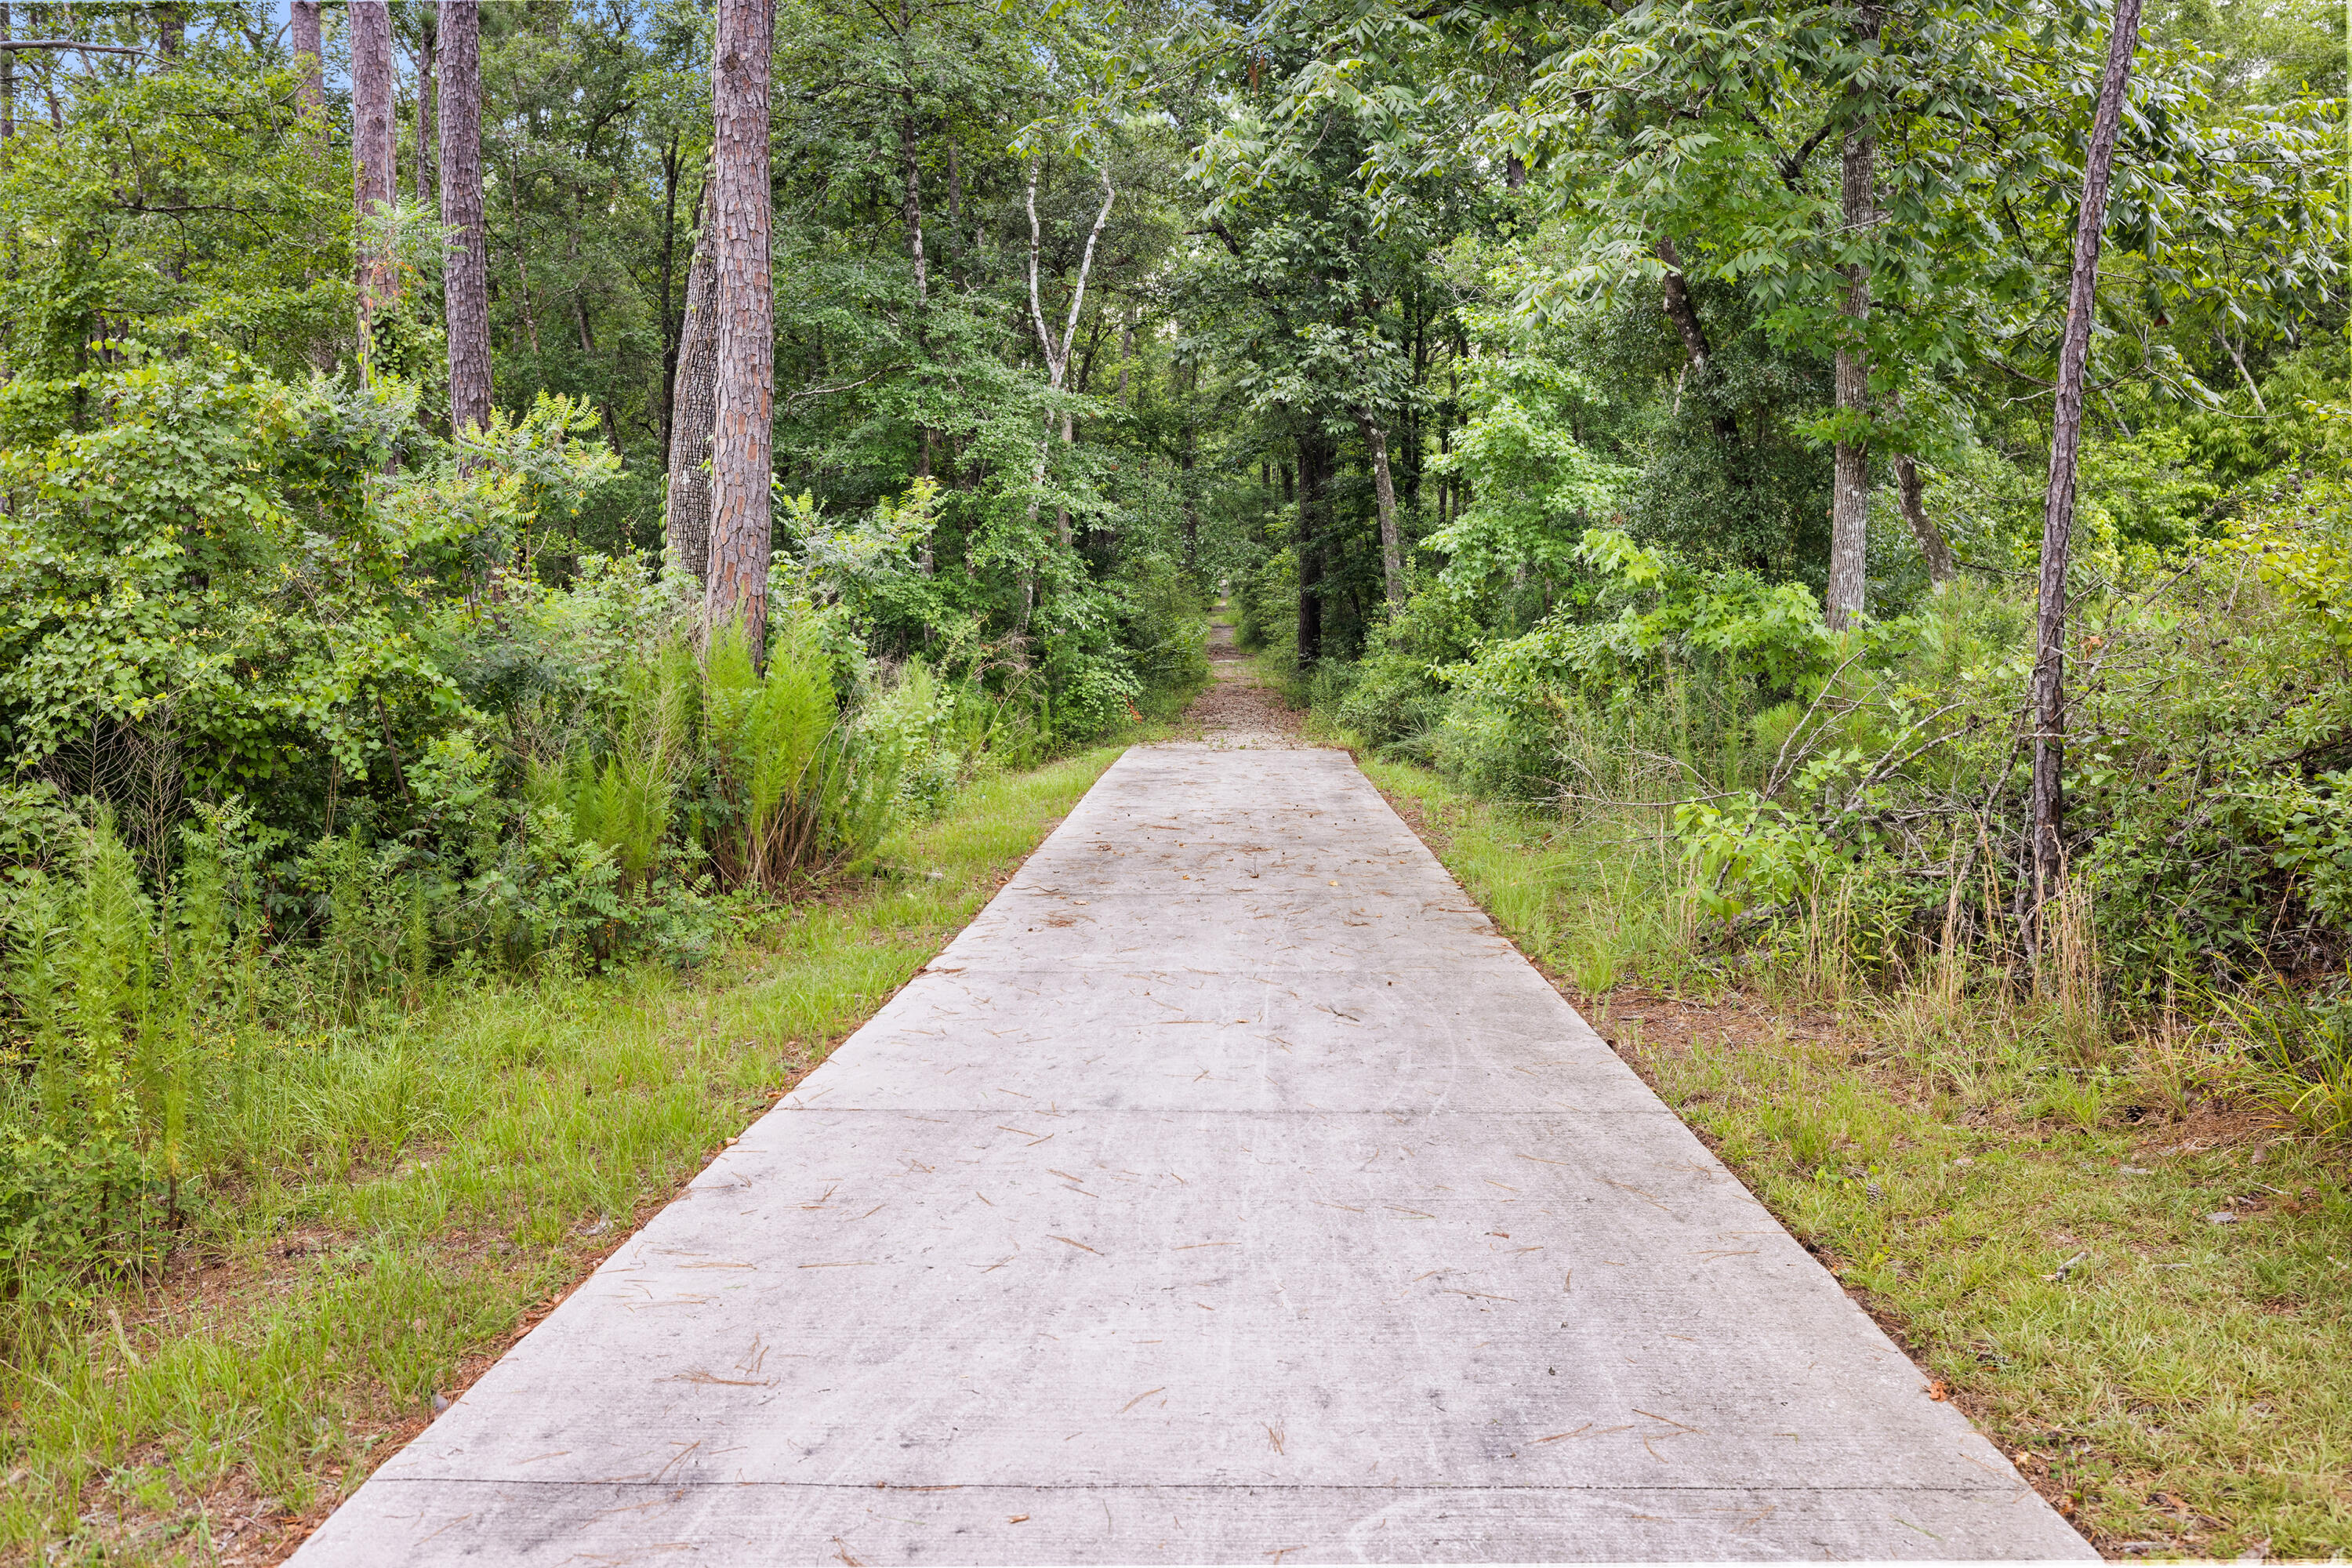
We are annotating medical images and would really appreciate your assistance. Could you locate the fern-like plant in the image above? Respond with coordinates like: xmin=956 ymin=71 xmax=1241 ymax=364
xmin=706 ymin=615 xmax=838 ymax=887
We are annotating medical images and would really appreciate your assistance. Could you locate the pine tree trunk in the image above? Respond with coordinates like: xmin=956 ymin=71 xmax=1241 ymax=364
xmin=665 ymin=188 xmax=720 ymax=586
xmin=289 ymin=1 xmax=324 ymax=114
xmin=705 ymin=0 xmax=774 ymax=652
xmin=412 ymin=18 xmax=435 ymax=205
xmin=437 ymin=0 xmax=491 ymax=441
xmin=1824 ymin=2 xmax=1880 ymax=632
xmin=350 ymin=0 xmax=399 ymax=379
xmin=2031 ymin=0 xmax=2143 ymax=908
xmin=1361 ymin=410 xmax=1403 ymax=609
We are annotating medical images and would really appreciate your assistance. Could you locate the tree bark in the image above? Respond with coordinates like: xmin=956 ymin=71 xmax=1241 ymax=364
xmin=1657 ymin=238 xmax=1740 ymax=445
xmin=412 ymin=14 xmax=436 ymax=205
xmin=2 ymin=3 xmax=16 ymax=143
xmin=2031 ymin=0 xmax=2143 ymax=907
xmin=657 ymin=136 xmax=681 ymax=460
xmin=438 ymin=0 xmax=491 ymax=441
xmin=1023 ymin=160 xmax=1116 ymax=554
xmin=1893 ymin=455 xmax=1955 ymax=587
xmin=898 ymin=105 xmax=927 ymax=304
xmin=350 ymin=1 xmax=399 ymax=380
xmin=664 ymin=186 xmax=720 ymax=586
xmin=289 ymin=0 xmax=324 ymax=114
xmin=1360 ymin=410 xmax=1403 ymax=608
xmin=2219 ymin=332 xmax=2267 ymax=415
xmin=901 ymin=102 xmax=942 ymax=503
xmin=1824 ymin=2 xmax=1881 ymax=632
xmin=705 ymin=0 xmax=774 ymax=652
xmin=1656 ymin=238 xmax=1710 ymax=372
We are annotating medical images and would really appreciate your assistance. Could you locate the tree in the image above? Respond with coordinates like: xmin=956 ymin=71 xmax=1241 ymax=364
xmin=1824 ymin=2 xmax=1881 ymax=630
xmin=409 ymin=5 xmax=437 ymax=207
xmin=350 ymin=0 xmax=398 ymax=379
xmin=2031 ymin=0 xmax=2144 ymax=909
xmin=289 ymin=0 xmax=322 ymax=114
xmin=438 ymin=0 xmax=489 ymax=441
xmin=705 ymin=0 xmax=773 ymax=649
xmin=1025 ymin=158 xmax=1116 ymax=549
xmin=665 ymin=187 xmax=718 ymax=584
xmin=1186 ymin=5 xmax=1474 ymax=657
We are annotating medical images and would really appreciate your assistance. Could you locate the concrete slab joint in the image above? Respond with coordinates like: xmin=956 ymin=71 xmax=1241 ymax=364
xmin=292 ymin=742 xmax=2094 ymax=1565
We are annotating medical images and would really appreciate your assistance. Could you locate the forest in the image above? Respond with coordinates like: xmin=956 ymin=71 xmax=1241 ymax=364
xmin=0 ymin=0 xmax=2350 ymax=1556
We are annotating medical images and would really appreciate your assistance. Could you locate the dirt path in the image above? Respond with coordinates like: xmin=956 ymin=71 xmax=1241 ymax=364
xmin=1185 ymin=608 xmax=1306 ymax=745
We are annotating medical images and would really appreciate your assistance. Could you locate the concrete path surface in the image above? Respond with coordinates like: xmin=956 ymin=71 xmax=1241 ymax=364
xmin=293 ymin=742 xmax=2092 ymax=1565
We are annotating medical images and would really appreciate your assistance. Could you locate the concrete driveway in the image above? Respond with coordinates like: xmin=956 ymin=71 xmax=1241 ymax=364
xmin=292 ymin=743 xmax=2092 ymax=1564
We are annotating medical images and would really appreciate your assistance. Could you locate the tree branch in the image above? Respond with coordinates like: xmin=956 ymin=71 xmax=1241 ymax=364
xmin=0 ymin=39 xmax=149 ymax=53
xmin=1057 ymin=166 xmax=1117 ymax=390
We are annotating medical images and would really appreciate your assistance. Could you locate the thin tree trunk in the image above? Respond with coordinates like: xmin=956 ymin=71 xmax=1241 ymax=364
xmin=706 ymin=0 xmax=774 ymax=652
xmin=1657 ymin=238 xmax=1740 ymax=443
xmin=1180 ymin=408 xmax=1198 ymax=562
xmin=1056 ymin=408 xmax=1074 ymax=547
xmin=1360 ymin=410 xmax=1403 ymax=608
xmin=412 ymin=16 xmax=435 ymax=205
xmin=153 ymin=2 xmax=183 ymax=60
xmin=2219 ymin=332 xmax=2267 ymax=415
xmin=571 ymin=281 xmax=622 ymax=452
xmin=1825 ymin=2 xmax=1881 ymax=632
xmin=898 ymin=104 xmax=927 ymax=304
xmin=289 ymin=0 xmax=324 ymax=114
xmin=1295 ymin=437 xmax=1324 ymax=664
xmin=438 ymin=0 xmax=491 ymax=441
xmin=2031 ymin=0 xmax=2143 ymax=907
xmin=1893 ymin=455 xmax=1955 ymax=587
xmin=665 ymin=186 xmax=720 ymax=586
xmin=657 ymin=136 xmax=681 ymax=460
xmin=1657 ymin=240 xmax=1709 ymax=372
xmin=2 ymin=3 xmax=16 ymax=142
xmin=900 ymin=100 xmax=941 ymax=505
xmin=287 ymin=0 xmax=328 ymax=369
xmin=945 ymin=136 xmax=963 ymax=280
xmin=502 ymin=163 xmax=541 ymax=356
xmin=1023 ymin=160 xmax=1116 ymax=558
xmin=350 ymin=0 xmax=399 ymax=379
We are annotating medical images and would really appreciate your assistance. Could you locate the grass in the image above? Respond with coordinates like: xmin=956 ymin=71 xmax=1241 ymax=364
xmin=0 ymin=746 xmax=1124 ymax=1566
xmin=1363 ymin=753 xmax=2352 ymax=1560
